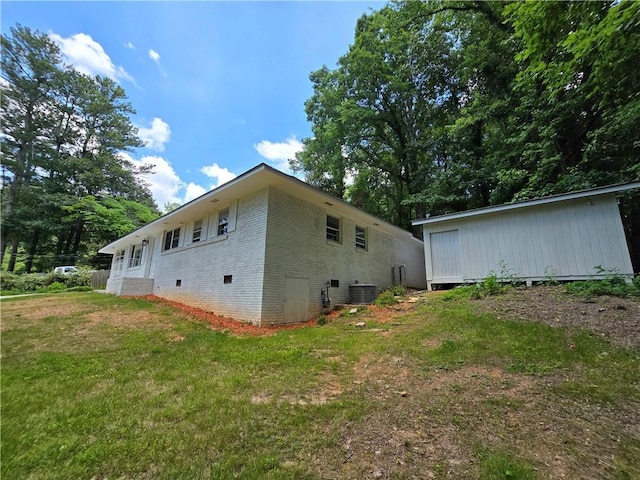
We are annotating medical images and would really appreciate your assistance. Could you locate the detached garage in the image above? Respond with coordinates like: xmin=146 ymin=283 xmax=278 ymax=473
xmin=412 ymin=183 xmax=639 ymax=290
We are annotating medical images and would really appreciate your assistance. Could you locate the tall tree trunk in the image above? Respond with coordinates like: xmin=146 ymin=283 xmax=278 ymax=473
xmin=7 ymin=238 xmax=20 ymax=272
xmin=0 ymin=228 xmax=10 ymax=266
xmin=71 ymin=218 xmax=84 ymax=257
xmin=25 ymin=228 xmax=41 ymax=273
xmin=63 ymin=227 xmax=75 ymax=254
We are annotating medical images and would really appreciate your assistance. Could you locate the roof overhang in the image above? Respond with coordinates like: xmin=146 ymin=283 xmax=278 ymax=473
xmin=411 ymin=182 xmax=640 ymax=227
xmin=100 ymin=163 xmax=422 ymax=254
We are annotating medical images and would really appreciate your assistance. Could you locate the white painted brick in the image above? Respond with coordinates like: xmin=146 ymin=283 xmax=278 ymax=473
xmin=104 ymin=184 xmax=425 ymax=327
xmin=261 ymin=187 xmax=424 ymax=325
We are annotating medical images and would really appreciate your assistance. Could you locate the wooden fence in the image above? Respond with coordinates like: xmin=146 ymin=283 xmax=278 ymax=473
xmin=91 ymin=270 xmax=110 ymax=290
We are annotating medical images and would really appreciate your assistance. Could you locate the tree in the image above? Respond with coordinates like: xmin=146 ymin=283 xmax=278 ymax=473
xmin=295 ymin=4 xmax=466 ymax=229
xmin=503 ymin=0 xmax=640 ymax=198
xmin=297 ymin=0 xmax=639 ymax=236
xmin=1 ymin=25 xmax=63 ymax=268
xmin=1 ymin=24 xmax=160 ymax=272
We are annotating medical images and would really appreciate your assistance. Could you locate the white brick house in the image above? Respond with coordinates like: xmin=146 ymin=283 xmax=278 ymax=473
xmin=99 ymin=164 xmax=426 ymax=326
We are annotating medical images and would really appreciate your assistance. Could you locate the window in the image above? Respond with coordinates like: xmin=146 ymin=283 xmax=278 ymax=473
xmin=114 ymin=249 xmax=125 ymax=270
xmin=218 ymin=208 xmax=229 ymax=236
xmin=192 ymin=220 xmax=203 ymax=242
xmin=223 ymin=275 xmax=233 ymax=284
xmin=330 ymin=279 xmax=339 ymax=288
xmin=176 ymin=279 xmax=182 ymax=287
xmin=128 ymin=245 xmax=142 ymax=268
xmin=355 ymin=226 xmax=367 ymax=250
xmin=164 ymin=228 xmax=180 ymax=251
xmin=326 ymin=215 xmax=340 ymax=242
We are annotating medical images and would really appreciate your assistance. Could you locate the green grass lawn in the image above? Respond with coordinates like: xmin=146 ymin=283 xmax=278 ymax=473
xmin=1 ymin=292 xmax=638 ymax=479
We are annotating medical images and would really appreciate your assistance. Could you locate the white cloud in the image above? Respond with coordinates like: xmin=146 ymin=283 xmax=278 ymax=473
xmin=122 ymin=154 xmax=183 ymax=209
xmin=125 ymin=41 xmax=135 ymax=49
xmin=201 ymin=163 xmax=237 ymax=188
xmin=148 ymin=49 xmax=160 ymax=64
xmin=183 ymin=182 xmax=207 ymax=203
xmin=148 ymin=48 xmax=167 ymax=78
xmin=137 ymin=117 xmax=171 ymax=152
xmin=254 ymin=136 xmax=304 ymax=173
xmin=120 ymin=153 xmax=232 ymax=212
xmin=49 ymin=32 xmax=135 ymax=83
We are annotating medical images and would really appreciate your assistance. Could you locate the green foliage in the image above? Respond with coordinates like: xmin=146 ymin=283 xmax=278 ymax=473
xmin=0 ymin=268 xmax=93 ymax=294
xmin=1 ymin=24 xmax=160 ymax=274
xmin=296 ymin=0 xmax=639 ymax=235
xmin=42 ymin=281 xmax=67 ymax=292
xmin=2 ymin=291 xmax=638 ymax=478
xmin=389 ymin=284 xmax=406 ymax=296
xmin=564 ymin=275 xmax=639 ymax=299
xmin=444 ymin=272 xmax=507 ymax=300
xmin=374 ymin=285 xmax=405 ymax=307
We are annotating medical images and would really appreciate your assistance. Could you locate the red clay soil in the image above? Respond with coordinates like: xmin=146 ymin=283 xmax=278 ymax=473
xmin=138 ymin=295 xmax=318 ymax=336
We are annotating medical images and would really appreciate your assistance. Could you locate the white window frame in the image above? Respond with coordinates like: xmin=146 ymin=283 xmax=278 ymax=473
xmin=217 ymin=208 xmax=229 ymax=236
xmin=128 ymin=245 xmax=143 ymax=268
xmin=114 ymin=249 xmax=125 ymax=270
xmin=326 ymin=215 xmax=341 ymax=243
xmin=163 ymin=228 xmax=181 ymax=251
xmin=355 ymin=225 xmax=367 ymax=250
xmin=192 ymin=219 xmax=203 ymax=243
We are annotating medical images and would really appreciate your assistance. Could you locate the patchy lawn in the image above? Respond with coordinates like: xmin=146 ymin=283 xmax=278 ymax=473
xmin=1 ymin=288 xmax=638 ymax=479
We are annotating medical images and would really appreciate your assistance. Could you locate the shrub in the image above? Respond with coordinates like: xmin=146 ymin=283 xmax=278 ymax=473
xmin=375 ymin=289 xmax=399 ymax=307
xmin=389 ymin=284 xmax=406 ymax=296
xmin=0 ymin=268 xmax=93 ymax=294
xmin=565 ymin=274 xmax=639 ymax=299
xmin=443 ymin=273 xmax=506 ymax=300
xmin=43 ymin=281 xmax=67 ymax=292
xmin=481 ymin=272 xmax=503 ymax=295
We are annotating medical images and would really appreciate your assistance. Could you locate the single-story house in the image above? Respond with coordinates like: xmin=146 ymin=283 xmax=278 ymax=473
xmin=99 ymin=163 xmax=426 ymax=326
xmin=411 ymin=182 xmax=640 ymax=290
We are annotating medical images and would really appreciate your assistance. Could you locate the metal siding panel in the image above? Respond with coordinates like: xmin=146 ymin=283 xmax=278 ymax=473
xmin=423 ymin=195 xmax=633 ymax=284
xmin=430 ymin=230 xmax=462 ymax=281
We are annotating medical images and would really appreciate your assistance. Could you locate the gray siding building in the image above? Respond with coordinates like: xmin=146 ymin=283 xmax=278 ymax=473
xmin=412 ymin=183 xmax=639 ymax=290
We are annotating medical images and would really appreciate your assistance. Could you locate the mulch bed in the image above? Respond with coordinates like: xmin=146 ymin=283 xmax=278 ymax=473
xmin=137 ymin=295 xmax=319 ymax=336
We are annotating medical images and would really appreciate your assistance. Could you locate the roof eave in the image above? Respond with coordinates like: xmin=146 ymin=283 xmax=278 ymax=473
xmin=99 ymin=163 xmax=422 ymax=255
xmin=411 ymin=182 xmax=640 ymax=227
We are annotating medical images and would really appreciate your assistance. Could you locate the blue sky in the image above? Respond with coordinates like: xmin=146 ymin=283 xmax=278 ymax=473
xmin=1 ymin=1 xmax=383 ymax=210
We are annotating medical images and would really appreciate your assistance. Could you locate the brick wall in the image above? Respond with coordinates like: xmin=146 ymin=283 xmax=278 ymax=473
xmin=261 ymin=186 xmax=412 ymax=325
xmin=105 ymin=277 xmax=153 ymax=296
xmin=148 ymin=188 xmax=269 ymax=324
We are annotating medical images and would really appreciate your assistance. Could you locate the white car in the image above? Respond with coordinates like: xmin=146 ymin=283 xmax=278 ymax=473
xmin=53 ymin=266 xmax=78 ymax=275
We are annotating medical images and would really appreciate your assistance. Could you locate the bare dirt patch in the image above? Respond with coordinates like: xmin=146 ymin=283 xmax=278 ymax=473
xmin=472 ymin=285 xmax=640 ymax=348
xmin=320 ymin=352 xmax=638 ymax=479
xmin=0 ymin=296 xmax=89 ymax=331
xmin=312 ymin=289 xmax=640 ymax=479
xmin=251 ymin=372 xmax=344 ymax=406
xmin=82 ymin=309 xmax=165 ymax=330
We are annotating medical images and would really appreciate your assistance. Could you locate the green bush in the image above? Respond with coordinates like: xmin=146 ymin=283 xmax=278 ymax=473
xmin=564 ymin=274 xmax=639 ymax=299
xmin=389 ymin=284 xmax=406 ymax=296
xmin=375 ymin=288 xmax=399 ymax=307
xmin=0 ymin=268 xmax=93 ymax=294
xmin=43 ymin=281 xmax=67 ymax=292
xmin=443 ymin=273 xmax=506 ymax=301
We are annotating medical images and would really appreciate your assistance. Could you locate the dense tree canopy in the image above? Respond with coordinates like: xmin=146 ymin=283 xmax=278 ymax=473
xmin=1 ymin=25 xmax=159 ymax=272
xmin=294 ymin=0 xmax=639 ymax=234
